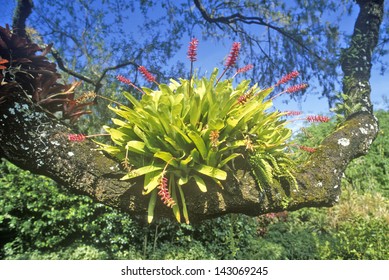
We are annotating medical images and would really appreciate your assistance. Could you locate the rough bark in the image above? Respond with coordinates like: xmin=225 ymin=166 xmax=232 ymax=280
xmin=12 ymin=0 xmax=34 ymax=38
xmin=0 ymin=0 xmax=383 ymax=222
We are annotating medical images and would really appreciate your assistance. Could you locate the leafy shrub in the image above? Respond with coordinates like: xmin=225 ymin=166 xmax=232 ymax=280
xmin=318 ymin=217 xmax=389 ymax=260
xmin=0 ymin=159 xmax=145 ymax=259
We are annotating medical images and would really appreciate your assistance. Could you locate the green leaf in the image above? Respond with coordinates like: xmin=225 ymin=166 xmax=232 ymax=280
xmin=121 ymin=165 xmax=163 ymax=180
xmin=154 ymin=151 xmax=178 ymax=167
xmin=192 ymin=175 xmax=207 ymax=192
xmin=171 ymin=184 xmax=181 ymax=223
xmin=188 ymin=131 xmax=207 ymax=160
xmin=147 ymin=189 xmax=157 ymax=224
xmin=208 ymin=118 xmax=225 ymax=130
xmin=95 ymin=142 xmax=123 ymax=157
xmin=178 ymin=175 xmax=189 ymax=185
xmin=190 ymin=92 xmax=201 ymax=126
xmin=171 ymin=125 xmax=192 ymax=144
xmin=104 ymin=126 xmax=128 ymax=145
xmin=194 ymin=164 xmax=227 ymax=181
xmin=218 ymin=153 xmax=242 ymax=168
xmin=178 ymin=186 xmax=190 ymax=224
xmin=126 ymin=140 xmax=147 ymax=155
xmin=123 ymin=91 xmax=141 ymax=107
xmin=143 ymin=171 xmax=162 ymax=194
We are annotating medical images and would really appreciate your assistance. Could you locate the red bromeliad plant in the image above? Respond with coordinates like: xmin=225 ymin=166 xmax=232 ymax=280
xmin=0 ymin=25 xmax=93 ymax=122
xmin=96 ymin=40 xmax=321 ymax=224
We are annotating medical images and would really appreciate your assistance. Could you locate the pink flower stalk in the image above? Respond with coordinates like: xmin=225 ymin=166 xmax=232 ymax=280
xmin=225 ymin=42 xmax=241 ymax=67
xmin=275 ymin=70 xmax=299 ymax=87
xmin=236 ymin=64 xmax=253 ymax=74
xmin=187 ymin=38 xmax=199 ymax=62
xmin=68 ymin=133 xmax=109 ymax=142
xmin=284 ymin=110 xmax=303 ymax=116
xmin=299 ymin=145 xmax=317 ymax=153
xmin=232 ymin=64 xmax=254 ymax=78
xmin=270 ymin=83 xmax=308 ymax=100
xmin=157 ymin=176 xmax=175 ymax=208
xmin=306 ymin=115 xmax=330 ymax=123
xmin=286 ymin=83 xmax=308 ymax=94
xmin=116 ymin=75 xmax=146 ymax=95
xmin=68 ymin=134 xmax=86 ymax=142
xmin=138 ymin=66 xmax=157 ymax=84
xmin=116 ymin=75 xmax=132 ymax=86
xmin=216 ymin=42 xmax=241 ymax=84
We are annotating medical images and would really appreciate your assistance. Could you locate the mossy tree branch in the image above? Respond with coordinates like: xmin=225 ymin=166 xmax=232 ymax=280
xmin=0 ymin=0 xmax=383 ymax=222
xmin=12 ymin=0 xmax=33 ymax=38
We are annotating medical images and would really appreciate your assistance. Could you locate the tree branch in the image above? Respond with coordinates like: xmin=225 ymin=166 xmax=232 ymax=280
xmin=12 ymin=0 xmax=33 ymax=38
xmin=193 ymin=0 xmax=321 ymax=60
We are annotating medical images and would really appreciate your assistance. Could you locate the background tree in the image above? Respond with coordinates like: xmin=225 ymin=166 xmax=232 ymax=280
xmin=0 ymin=0 xmax=387 ymax=222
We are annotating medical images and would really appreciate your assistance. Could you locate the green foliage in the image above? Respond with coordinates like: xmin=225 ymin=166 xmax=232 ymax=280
xmin=332 ymin=92 xmax=362 ymax=121
xmin=0 ymin=159 xmax=144 ymax=259
xmin=253 ymin=186 xmax=389 ymax=260
xmin=101 ymin=68 xmax=295 ymax=223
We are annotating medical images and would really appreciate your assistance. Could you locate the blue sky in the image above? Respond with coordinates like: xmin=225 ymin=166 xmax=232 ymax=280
xmin=1 ymin=0 xmax=387 ymax=118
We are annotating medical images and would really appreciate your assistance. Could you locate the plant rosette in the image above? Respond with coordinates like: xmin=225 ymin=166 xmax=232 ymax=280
xmin=99 ymin=68 xmax=296 ymax=224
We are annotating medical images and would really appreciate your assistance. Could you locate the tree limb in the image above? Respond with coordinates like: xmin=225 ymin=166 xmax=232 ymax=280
xmin=193 ymin=0 xmax=321 ymax=60
xmin=12 ymin=0 xmax=33 ymax=38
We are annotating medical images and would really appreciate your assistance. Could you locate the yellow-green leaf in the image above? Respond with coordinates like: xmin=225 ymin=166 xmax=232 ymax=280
xmin=147 ymin=189 xmax=157 ymax=224
xmin=120 ymin=165 xmax=163 ymax=180
xmin=143 ymin=171 xmax=162 ymax=194
xmin=192 ymin=175 xmax=207 ymax=192
xmin=188 ymin=131 xmax=207 ymax=160
xmin=194 ymin=164 xmax=227 ymax=181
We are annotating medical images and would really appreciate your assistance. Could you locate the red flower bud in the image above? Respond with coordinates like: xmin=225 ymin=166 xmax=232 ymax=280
xmin=187 ymin=38 xmax=199 ymax=62
xmin=116 ymin=75 xmax=133 ymax=86
xmin=68 ymin=134 xmax=86 ymax=142
xmin=236 ymin=64 xmax=254 ymax=74
xmin=275 ymin=70 xmax=299 ymax=87
xmin=299 ymin=145 xmax=316 ymax=153
xmin=284 ymin=111 xmax=303 ymax=116
xmin=138 ymin=66 xmax=156 ymax=83
xmin=286 ymin=83 xmax=308 ymax=93
xmin=306 ymin=115 xmax=330 ymax=123
xmin=225 ymin=42 xmax=241 ymax=67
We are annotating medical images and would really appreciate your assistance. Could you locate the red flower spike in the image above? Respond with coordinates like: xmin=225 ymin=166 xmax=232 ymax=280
xmin=306 ymin=115 xmax=330 ymax=123
xmin=236 ymin=64 xmax=254 ymax=74
xmin=68 ymin=134 xmax=86 ymax=142
xmin=187 ymin=38 xmax=199 ymax=62
xmin=284 ymin=110 xmax=303 ymax=116
xmin=225 ymin=42 xmax=241 ymax=67
xmin=275 ymin=70 xmax=299 ymax=86
xmin=138 ymin=66 xmax=156 ymax=83
xmin=286 ymin=83 xmax=308 ymax=94
xmin=299 ymin=145 xmax=317 ymax=153
xmin=157 ymin=176 xmax=176 ymax=208
xmin=116 ymin=74 xmax=146 ymax=95
xmin=116 ymin=75 xmax=132 ymax=86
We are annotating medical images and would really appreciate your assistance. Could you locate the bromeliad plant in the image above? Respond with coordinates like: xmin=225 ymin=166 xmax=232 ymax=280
xmin=99 ymin=40 xmax=305 ymax=224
